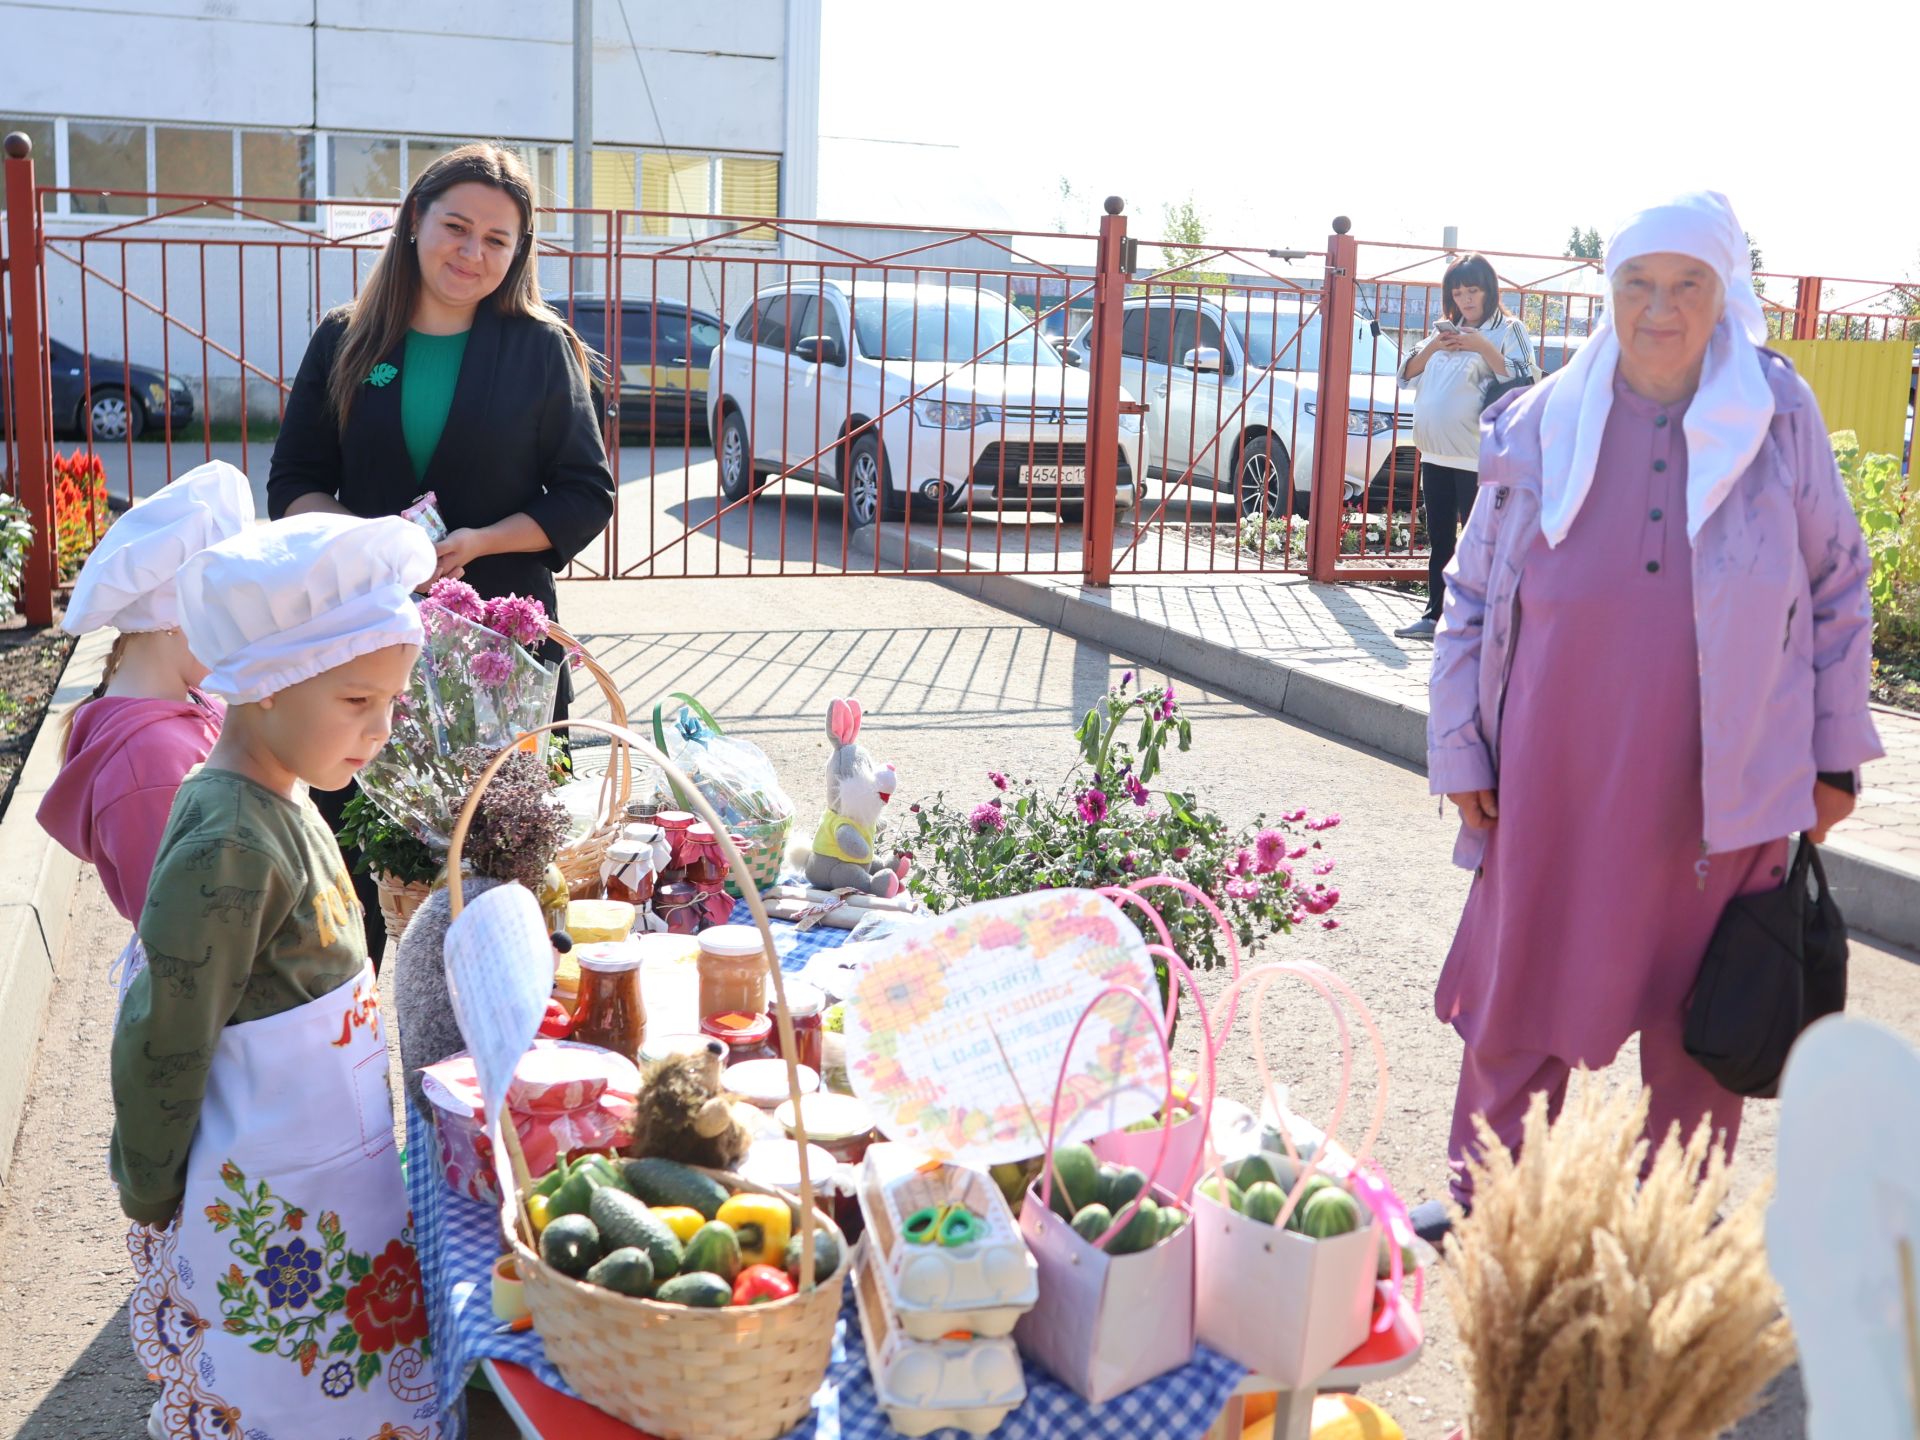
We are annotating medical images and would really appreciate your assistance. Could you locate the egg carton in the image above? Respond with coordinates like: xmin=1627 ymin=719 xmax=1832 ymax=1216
xmin=852 ymin=1240 xmax=1026 ymax=1437
xmin=857 ymin=1145 xmax=1038 ymax=1340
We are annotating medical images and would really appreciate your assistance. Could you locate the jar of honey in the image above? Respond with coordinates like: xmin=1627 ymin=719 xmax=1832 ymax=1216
xmin=700 ymin=1011 xmax=776 ymax=1065
xmin=696 ymin=923 xmax=767 ymax=1020
xmin=603 ymin=838 xmax=657 ymax=907
xmin=769 ymin=980 xmax=825 ymax=1075
xmin=571 ymin=943 xmax=646 ymax=1063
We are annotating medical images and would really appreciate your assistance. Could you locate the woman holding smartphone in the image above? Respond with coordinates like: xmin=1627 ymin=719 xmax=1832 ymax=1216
xmin=1395 ymin=254 xmax=1538 ymax=640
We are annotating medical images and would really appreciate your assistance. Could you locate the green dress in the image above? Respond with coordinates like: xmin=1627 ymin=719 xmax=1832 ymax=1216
xmin=400 ymin=327 xmax=470 ymax=481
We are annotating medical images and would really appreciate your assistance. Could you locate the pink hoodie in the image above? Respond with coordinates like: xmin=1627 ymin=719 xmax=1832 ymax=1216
xmin=37 ymin=693 xmax=224 ymax=924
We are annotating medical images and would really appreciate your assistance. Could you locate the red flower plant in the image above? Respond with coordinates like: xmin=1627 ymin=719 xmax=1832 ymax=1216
xmin=344 ymin=1239 xmax=429 ymax=1354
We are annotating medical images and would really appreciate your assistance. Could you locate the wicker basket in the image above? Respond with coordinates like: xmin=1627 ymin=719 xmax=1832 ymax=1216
xmin=446 ymin=721 xmax=839 ymax=1440
xmin=374 ymin=871 xmax=434 ymax=936
xmin=547 ymin=626 xmax=634 ymax=897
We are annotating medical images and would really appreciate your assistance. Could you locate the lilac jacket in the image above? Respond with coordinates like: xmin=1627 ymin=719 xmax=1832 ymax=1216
xmin=1428 ymin=349 xmax=1883 ymax=871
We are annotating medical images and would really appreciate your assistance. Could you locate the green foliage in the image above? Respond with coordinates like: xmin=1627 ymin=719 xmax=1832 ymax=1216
xmin=1833 ymin=431 xmax=1920 ymax=642
xmin=335 ymin=791 xmax=442 ymax=886
xmin=907 ymin=677 xmax=1342 ymax=972
xmin=0 ymin=493 xmax=35 ymax=617
xmin=1150 ymin=197 xmax=1231 ymax=292
xmin=1565 ymin=226 xmax=1603 ymax=260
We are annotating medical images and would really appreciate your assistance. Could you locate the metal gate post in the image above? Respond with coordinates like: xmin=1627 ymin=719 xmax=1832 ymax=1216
xmin=1081 ymin=196 xmax=1128 ymax=587
xmin=3 ymin=134 xmax=54 ymax=627
xmin=1793 ymin=276 xmax=1822 ymax=340
xmin=1307 ymin=217 xmax=1357 ymax=583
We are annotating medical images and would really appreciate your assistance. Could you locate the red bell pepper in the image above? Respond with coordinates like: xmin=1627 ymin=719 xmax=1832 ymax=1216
xmin=732 ymin=1264 xmax=796 ymax=1307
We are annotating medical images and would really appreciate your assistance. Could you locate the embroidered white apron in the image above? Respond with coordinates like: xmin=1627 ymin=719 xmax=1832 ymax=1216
xmin=128 ymin=963 xmax=442 ymax=1440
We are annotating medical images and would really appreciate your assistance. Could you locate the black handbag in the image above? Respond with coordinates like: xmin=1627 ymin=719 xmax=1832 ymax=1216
xmin=1682 ymin=839 xmax=1848 ymax=1099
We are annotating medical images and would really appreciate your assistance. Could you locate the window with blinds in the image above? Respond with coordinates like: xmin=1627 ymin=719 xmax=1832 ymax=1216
xmin=718 ymin=157 xmax=779 ymax=242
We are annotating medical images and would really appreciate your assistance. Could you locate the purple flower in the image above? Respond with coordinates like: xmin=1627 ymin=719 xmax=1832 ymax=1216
xmin=1305 ymin=813 xmax=1342 ymax=833
xmin=1076 ymin=789 xmax=1109 ymax=825
xmin=427 ymin=577 xmax=485 ymax=623
xmin=1254 ymin=828 xmax=1288 ymax=873
xmin=1121 ymin=670 xmax=1135 ymax=688
xmin=470 ymin=646 xmax=514 ymax=688
xmin=1125 ymin=774 xmax=1151 ymax=807
xmin=484 ymin=594 xmax=550 ymax=649
xmin=1313 ymin=858 xmax=1336 ymax=876
xmin=969 ymin=802 xmax=1005 ymax=833
xmin=1321 ymin=918 xmax=1341 ymax=931
xmin=989 ymin=771 xmax=1009 ymax=791
xmin=1228 ymin=847 xmax=1255 ymax=877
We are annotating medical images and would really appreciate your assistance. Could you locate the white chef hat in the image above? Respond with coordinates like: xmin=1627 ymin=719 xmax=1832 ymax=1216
xmin=180 ymin=513 xmax=436 ymax=704
xmin=62 ymin=460 xmax=256 ymax=636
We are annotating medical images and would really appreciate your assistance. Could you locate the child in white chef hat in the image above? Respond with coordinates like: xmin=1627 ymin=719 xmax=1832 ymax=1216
xmin=38 ymin=461 xmax=254 ymax=996
xmin=113 ymin=512 xmax=446 ymax=1440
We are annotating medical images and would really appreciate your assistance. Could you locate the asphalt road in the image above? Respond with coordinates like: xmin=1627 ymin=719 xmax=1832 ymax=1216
xmin=2 ymin=573 xmax=1914 ymax=1439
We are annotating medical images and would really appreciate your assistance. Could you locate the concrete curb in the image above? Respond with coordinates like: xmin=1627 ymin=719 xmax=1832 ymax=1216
xmin=0 ymin=629 xmax=109 ymax=1189
xmin=852 ymin=522 xmax=1920 ymax=954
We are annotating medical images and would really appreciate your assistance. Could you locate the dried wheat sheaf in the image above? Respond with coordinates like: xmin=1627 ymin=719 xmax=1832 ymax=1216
xmin=1446 ymin=1076 xmax=1794 ymax=1440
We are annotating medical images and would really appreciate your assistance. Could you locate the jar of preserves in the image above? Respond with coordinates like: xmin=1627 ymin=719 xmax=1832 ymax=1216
xmin=682 ymin=823 xmax=725 ymax=885
xmin=700 ymin=1011 xmax=775 ymax=1065
xmin=655 ymin=811 xmax=696 ymax=878
xmin=696 ymin=923 xmax=767 ymax=1020
xmin=654 ymin=882 xmax=704 ymax=936
xmin=603 ymin=838 xmax=657 ymax=908
xmin=769 ymin=980 xmax=826 ymax=1075
xmin=694 ymin=880 xmax=733 ymax=929
xmin=571 ymin=943 xmax=646 ymax=1063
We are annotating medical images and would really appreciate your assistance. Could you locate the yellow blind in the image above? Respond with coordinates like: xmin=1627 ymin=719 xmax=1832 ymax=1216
xmin=718 ymin=156 xmax=779 ymax=242
xmin=592 ymin=150 xmax=638 ymax=212
xmin=639 ymin=153 xmax=710 ymax=236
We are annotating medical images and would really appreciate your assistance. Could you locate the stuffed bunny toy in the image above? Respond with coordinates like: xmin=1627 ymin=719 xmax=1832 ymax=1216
xmin=804 ymin=697 xmax=909 ymax=897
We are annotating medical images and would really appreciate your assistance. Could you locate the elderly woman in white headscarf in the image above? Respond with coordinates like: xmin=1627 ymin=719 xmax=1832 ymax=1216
xmin=1413 ymin=192 xmax=1882 ymax=1241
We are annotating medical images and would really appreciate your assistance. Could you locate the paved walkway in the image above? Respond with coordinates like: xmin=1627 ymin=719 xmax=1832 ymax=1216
xmin=857 ymin=519 xmax=1920 ymax=950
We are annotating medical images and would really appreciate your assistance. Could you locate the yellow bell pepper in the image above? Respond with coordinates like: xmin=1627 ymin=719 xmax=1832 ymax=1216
xmin=717 ymin=1193 xmax=792 ymax=1267
xmin=650 ymin=1206 xmax=708 ymax=1243
xmin=527 ymin=1193 xmax=554 ymax=1235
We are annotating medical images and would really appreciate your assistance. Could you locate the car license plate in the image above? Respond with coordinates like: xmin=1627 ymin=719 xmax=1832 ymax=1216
xmin=1022 ymin=465 xmax=1086 ymax=487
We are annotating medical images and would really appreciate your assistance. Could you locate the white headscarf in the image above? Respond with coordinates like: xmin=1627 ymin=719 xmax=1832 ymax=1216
xmin=179 ymin=513 xmax=434 ymax=704
xmin=1537 ymin=191 xmax=1774 ymax=547
xmin=62 ymin=460 xmax=255 ymax=635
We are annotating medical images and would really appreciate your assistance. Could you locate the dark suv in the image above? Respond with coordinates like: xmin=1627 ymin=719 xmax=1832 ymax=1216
xmin=550 ymin=296 xmax=723 ymax=441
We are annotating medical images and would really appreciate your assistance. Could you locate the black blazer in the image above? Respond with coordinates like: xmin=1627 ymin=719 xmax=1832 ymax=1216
xmin=267 ymin=303 xmax=615 ymax=625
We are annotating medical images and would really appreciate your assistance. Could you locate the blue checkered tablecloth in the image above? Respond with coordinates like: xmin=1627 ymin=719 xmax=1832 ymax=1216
xmin=408 ymin=909 xmax=1249 ymax=1439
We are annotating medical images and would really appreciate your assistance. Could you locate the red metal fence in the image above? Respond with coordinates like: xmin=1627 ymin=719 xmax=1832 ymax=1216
xmin=5 ymin=130 xmax=1917 ymax=626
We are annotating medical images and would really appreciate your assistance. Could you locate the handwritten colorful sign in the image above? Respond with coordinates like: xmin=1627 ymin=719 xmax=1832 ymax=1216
xmin=844 ymin=890 xmax=1162 ymax=1164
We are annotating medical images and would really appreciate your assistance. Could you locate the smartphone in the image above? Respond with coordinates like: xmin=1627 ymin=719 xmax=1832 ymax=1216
xmin=1434 ymin=320 xmax=1459 ymax=334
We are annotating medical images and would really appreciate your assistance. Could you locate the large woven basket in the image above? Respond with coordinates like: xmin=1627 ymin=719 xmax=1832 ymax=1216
xmin=374 ymin=871 xmax=434 ymax=937
xmin=547 ymin=626 xmax=634 ymax=897
xmin=446 ymin=720 xmax=840 ymax=1440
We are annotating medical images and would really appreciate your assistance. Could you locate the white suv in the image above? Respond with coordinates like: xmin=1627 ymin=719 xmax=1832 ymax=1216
xmin=1068 ymin=296 xmax=1417 ymax=515
xmin=708 ymin=280 xmax=1142 ymax=526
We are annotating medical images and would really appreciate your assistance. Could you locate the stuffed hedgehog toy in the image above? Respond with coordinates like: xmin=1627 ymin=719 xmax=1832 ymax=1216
xmin=803 ymin=698 xmax=910 ymax=897
xmin=626 ymin=1040 xmax=752 ymax=1171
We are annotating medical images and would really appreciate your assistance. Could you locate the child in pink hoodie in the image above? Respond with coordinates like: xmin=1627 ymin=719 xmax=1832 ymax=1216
xmin=37 ymin=461 xmax=254 ymax=995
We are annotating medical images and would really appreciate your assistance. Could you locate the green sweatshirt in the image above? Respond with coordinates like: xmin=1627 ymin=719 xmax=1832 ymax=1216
xmin=109 ymin=769 xmax=369 ymax=1224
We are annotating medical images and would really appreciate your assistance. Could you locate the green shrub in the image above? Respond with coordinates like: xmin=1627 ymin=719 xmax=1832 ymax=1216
xmin=1832 ymin=431 xmax=1919 ymax=642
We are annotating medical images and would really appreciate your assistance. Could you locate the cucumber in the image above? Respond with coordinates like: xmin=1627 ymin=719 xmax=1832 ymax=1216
xmin=590 ymin=1188 xmax=685 ymax=1281
xmin=783 ymin=1229 xmax=843 ymax=1285
xmin=539 ymin=1214 xmax=602 ymax=1279
xmin=584 ymin=1247 xmax=655 ymax=1297
xmin=681 ymin=1222 xmax=743 ymax=1284
xmin=622 ymin=1157 xmax=731 ymax=1219
xmin=653 ymin=1271 xmax=733 ymax=1308
xmin=1069 ymin=1202 xmax=1114 ymax=1246
xmin=548 ymin=1165 xmax=609 ymax=1220
xmin=1048 ymin=1142 xmax=1100 ymax=1221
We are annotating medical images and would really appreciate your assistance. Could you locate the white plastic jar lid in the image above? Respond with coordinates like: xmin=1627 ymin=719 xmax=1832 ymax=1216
xmin=697 ymin=924 xmax=766 ymax=958
xmin=574 ymin=941 xmax=640 ymax=973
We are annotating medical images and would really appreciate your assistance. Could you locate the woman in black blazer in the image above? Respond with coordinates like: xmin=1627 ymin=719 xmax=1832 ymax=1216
xmin=269 ymin=143 xmax=615 ymax=955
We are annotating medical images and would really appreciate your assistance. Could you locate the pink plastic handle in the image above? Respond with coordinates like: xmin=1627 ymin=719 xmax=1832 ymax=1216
xmin=1037 ymin=984 xmax=1176 ymax=1251
xmin=1097 ymin=887 xmax=1178 ymax=1031
xmin=1124 ymin=875 xmax=1244 ymax=1060
xmin=1143 ymin=942 xmax=1218 ymax=1199
xmin=1348 ymin=1161 xmax=1421 ymax=1323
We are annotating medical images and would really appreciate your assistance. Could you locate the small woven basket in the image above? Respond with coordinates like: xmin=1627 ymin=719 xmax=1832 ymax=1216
xmin=651 ymin=691 xmax=794 ymax=899
xmin=445 ymin=720 xmax=839 ymax=1440
xmin=547 ymin=626 xmax=634 ymax=897
xmin=374 ymin=871 xmax=434 ymax=937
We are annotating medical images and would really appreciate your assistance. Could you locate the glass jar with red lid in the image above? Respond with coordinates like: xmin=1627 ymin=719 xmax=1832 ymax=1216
xmin=682 ymin=822 xmax=726 ymax=885
xmin=700 ymin=1011 xmax=776 ymax=1065
xmin=655 ymin=810 xmax=696 ymax=879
